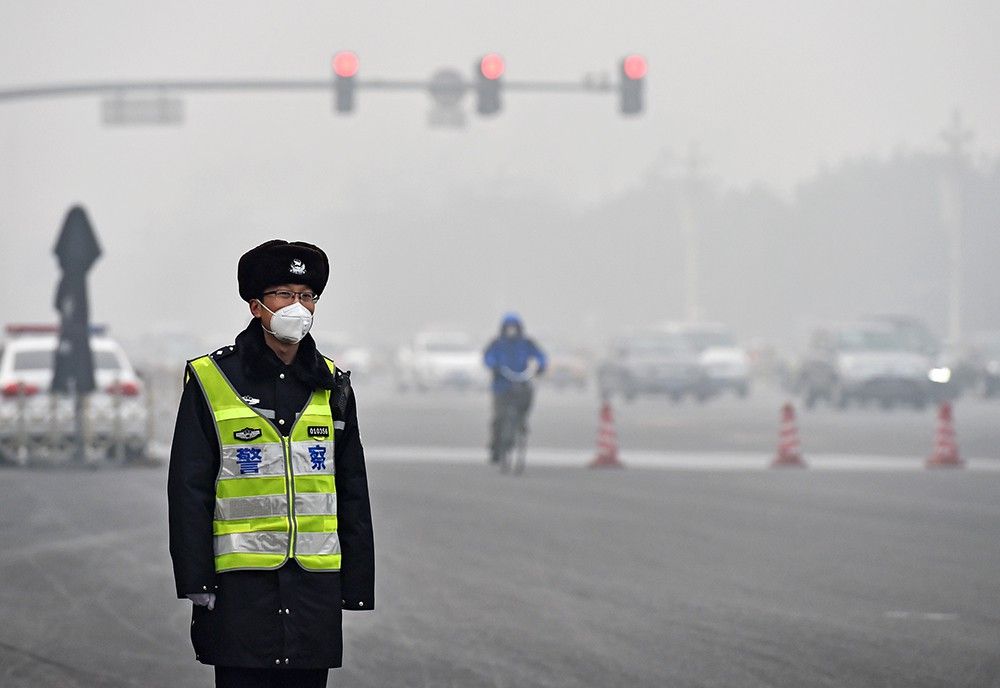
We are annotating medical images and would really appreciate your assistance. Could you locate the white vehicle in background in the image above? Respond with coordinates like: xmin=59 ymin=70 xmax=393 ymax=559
xmin=541 ymin=345 xmax=592 ymax=391
xmin=312 ymin=332 xmax=378 ymax=382
xmin=795 ymin=322 xmax=939 ymax=410
xmin=395 ymin=330 xmax=489 ymax=392
xmin=0 ymin=324 xmax=149 ymax=464
xmin=597 ymin=331 xmax=707 ymax=402
xmin=663 ymin=322 xmax=751 ymax=398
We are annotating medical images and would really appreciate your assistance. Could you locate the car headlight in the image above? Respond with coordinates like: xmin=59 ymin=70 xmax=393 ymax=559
xmin=928 ymin=367 xmax=952 ymax=384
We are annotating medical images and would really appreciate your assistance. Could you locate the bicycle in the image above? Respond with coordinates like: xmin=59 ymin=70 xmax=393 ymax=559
xmin=494 ymin=366 xmax=536 ymax=475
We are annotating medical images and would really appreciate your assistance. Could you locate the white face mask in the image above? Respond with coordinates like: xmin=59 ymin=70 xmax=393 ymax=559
xmin=257 ymin=300 xmax=314 ymax=344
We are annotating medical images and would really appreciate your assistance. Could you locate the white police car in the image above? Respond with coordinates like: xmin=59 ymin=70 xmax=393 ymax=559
xmin=0 ymin=324 xmax=148 ymax=464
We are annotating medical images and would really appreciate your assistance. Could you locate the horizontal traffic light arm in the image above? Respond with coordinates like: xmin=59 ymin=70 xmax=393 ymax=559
xmin=0 ymin=77 xmax=618 ymax=103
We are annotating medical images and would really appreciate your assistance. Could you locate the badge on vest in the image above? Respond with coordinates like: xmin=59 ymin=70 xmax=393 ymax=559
xmin=234 ymin=427 xmax=263 ymax=441
xmin=308 ymin=425 xmax=330 ymax=438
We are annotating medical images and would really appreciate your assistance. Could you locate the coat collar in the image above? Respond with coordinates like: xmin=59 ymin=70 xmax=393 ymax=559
xmin=236 ymin=319 xmax=335 ymax=390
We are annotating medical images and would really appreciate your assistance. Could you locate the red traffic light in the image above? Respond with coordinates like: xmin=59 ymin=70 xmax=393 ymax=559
xmin=622 ymin=54 xmax=647 ymax=80
xmin=479 ymin=53 xmax=505 ymax=80
xmin=333 ymin=51 xmax=359 ymax=78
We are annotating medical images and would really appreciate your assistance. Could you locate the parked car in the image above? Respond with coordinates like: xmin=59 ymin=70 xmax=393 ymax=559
xmin=395 ymin=330 xmax=489 ymax=392
xmin=313 ymin=332 xmax=379 ymax=382
xmin=539 ymin=345 xmax=591 ymax=391
xmin=664 ymin=322 xmax=751 ymax=398
xmin=952 ymin=333 xmax=1000 ymax=398
xmin=0 ymin=324 xmax=149 ymax=464
xmin=597 ymin=332 xmax=707 ymax=402
xmin=794 ymin=322 xmax=941 ymax=410
xmin=976 ymin=337 xmax=1000 ymax=398
xmin=868 ymin=315 xmax=964 ymax=400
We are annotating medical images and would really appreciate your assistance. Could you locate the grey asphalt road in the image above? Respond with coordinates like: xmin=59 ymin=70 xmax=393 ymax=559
xmin=1 ymin=460 xmax=998 ymax=687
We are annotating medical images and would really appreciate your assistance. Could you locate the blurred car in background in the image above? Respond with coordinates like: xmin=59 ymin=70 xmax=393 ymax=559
xmin=395 ymin=330 xmax=489 ymax=392
xmin=866 ymin=315 xmax=942 ymax=358
xmin=794 ymin=321 xmax=944 ymax=410
xmin=0 ymin=324 xmax=148 ymax=464
xmin=975 ymin=337 xmax=1000 ymax=398
xmin=664 ymin=322 xmax=751 ymax=398
xmin=951 ymin=333 xmax=1000 ymax=398
xmin=867 ymin=315 xmax=962 ymax=400
xmin=597 ymin=331 xmax=707 ymax=402
xmin=313 ymin=332 xmax=379 ymax=383
xmin=538 ymin=345 xmax=591 ymax=391
xmin=744 ymin=337 xmax=793 ymax=387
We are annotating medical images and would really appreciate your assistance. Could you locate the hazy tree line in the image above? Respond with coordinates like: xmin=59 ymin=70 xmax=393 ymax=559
xmin=331 ymin=147 xmax=999 ymax=350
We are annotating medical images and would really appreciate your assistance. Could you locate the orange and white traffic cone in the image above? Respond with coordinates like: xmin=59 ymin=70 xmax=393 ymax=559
xmin=926 ymin=401 xmax=964 ymax=468
xmin=589 ymin=400 xmax=624 ymax=468
xmin=772 ymin=402 xmax=806 ymax=468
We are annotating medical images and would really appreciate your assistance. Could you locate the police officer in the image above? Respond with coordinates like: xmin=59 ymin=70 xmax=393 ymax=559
xmin=168 ymin=240 xmax=375 ymax=688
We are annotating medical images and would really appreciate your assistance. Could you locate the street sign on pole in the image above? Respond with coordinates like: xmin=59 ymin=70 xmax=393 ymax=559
xmin=428 ymin=68 xmax=467 ymax=128
xmin=52 ymin=206 xmax=102 ymax=462
xmin=102 ymin=92 xmax=183 ymax=126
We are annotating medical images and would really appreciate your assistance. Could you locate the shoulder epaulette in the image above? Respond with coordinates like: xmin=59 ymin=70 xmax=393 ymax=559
xmin=208 ymin=344 xmax=237 ymax=361
xmin=331 ymin=366 xmax=352 ymax=418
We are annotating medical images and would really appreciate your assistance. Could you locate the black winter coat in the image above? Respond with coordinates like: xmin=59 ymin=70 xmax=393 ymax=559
xmin=167 ymin=319 xmax=375 ymax=669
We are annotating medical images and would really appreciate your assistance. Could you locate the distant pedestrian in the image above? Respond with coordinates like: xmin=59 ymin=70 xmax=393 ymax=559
xmin=483 ymin=313 xmax=546 ymax=463
xmin=168 ymin=239 xmax=375 ymax=687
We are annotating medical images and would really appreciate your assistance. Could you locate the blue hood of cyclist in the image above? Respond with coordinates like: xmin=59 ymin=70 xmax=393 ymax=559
xmin=500 ymin=313 xmax=523 ymax=340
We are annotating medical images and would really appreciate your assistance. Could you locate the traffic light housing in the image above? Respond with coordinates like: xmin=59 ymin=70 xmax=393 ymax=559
xmin=619 ymin=54 xmax=646 ymax=115
xmin=332 ymin=51 xmax=359 ymax=114
xmin=475 ymin=53 xmax=504 ymax=115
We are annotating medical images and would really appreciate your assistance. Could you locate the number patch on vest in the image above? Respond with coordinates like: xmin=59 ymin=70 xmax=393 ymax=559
xmin=308 ymin=426 xmax=330 ymax=438
xmin=233 ymin=427 xmax=263 ymax=441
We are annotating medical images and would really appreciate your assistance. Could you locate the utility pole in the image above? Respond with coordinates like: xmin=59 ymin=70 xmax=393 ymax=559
xmin=678 ymin=145 xmax=704 ymax=322
xmin=940 ymin=110 xmax=973 ymax=344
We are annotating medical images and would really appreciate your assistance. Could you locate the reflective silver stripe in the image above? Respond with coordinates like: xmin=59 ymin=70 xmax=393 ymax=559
xmin=290 ymin=440 xmax=335 ymax=476
xmin=219 ymin=442 xmax=285 ymax=478
xmin=252 ymin=408 xmax=276 ymax=419
xmin=333 ymin=421 xmax=345 ymax=431
xmin=215 ymin=494 xmax=289 ymax=521
xmin=296 ymin=531 xmax=341 ymax=556
xmin=214 ymin=530 xmax=289 ymax=556
xmin=295 ymin=491 xmax=337 ymax=516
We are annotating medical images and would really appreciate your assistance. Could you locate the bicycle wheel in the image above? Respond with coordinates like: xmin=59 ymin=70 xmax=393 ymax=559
xmin=498 ymin=405 xmax=517 ymax=474
xmin=512 ymin=423 xmax=527 ymax=475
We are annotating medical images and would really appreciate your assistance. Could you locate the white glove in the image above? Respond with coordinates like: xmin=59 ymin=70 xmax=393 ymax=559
xmin=187 ymin=593 xmax=216 ymax=610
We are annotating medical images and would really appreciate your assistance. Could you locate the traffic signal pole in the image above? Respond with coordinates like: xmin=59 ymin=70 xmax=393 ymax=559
xmin=0 ymin=55 xmax=641 ymax=124
xmin=0 ymin=77 xmax=616 ymax=101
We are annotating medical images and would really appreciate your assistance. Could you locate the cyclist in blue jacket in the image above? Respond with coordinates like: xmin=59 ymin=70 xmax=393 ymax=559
xmin=483 ymin=313 xmax=547 ymax=463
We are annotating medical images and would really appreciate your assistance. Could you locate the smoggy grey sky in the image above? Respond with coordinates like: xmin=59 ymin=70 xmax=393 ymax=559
xmin=2 ymin=1 xmax=999 ymax=350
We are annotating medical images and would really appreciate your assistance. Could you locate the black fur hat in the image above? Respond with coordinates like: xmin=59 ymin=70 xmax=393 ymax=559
xmin=238 ymin=239 xmax=329 ymax=302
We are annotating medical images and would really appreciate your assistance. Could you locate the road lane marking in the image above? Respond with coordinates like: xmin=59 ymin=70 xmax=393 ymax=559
xmin=366 ymin=446 xmax=1000 ymax=471
xmin=884 ymin=611 xmax=960 ymax=621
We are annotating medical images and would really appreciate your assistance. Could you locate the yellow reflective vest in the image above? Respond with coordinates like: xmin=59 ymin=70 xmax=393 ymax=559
xmin=188 ymin=355 xmax=341 ymax=573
